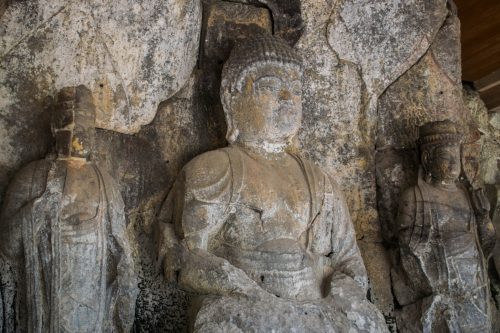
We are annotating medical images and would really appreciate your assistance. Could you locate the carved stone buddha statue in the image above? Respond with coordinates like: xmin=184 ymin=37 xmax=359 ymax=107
xmin=158 ymin=35 xmax=387 ymax=332
xmin=392 ymin=120 xmax=496 ymax=332
xmin=0 ymin=86 xmax=138 ymax=332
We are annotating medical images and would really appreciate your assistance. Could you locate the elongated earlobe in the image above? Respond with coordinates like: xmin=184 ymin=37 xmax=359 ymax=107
xmin=421 ymin=150 xmax=432 ymax=182
xmin=226 ymin=127 xmax=239 ymax=144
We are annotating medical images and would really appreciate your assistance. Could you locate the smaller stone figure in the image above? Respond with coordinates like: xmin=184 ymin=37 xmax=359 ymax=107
xmin=0 ymin=86 xmax=138 ymax=332
xmin=392 ymin=120 xmax=496 ymax=332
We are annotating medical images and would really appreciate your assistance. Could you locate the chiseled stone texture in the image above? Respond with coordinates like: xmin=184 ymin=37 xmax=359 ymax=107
xmin=373 ymin=8 xmax=476 ymax=332
xmin=0 ymin=0 xmax=201 ymax=203
xmin=296 ymin=0 xmax=452 ymax=325
xmin=376 ymin=12 xmax=469 ymax=243
xmin=0 ymin=86 xmax=139 ymax=332
xmin=464 ymin=85 xmax=500 ymax=328
xmin=1 ymin=0 xmax=201 ymax=133
xmin=296 ymin=0 xmax=374 ymax=240
xmin=327 ymin=0 xmax=448 ymax=97
xmin=90 ymin=73 xmax=227 ymax=332
xmin=0 ymin=0 xmax=475 ymax=331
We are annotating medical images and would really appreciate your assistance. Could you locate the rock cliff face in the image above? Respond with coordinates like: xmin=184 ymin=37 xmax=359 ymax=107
xmin=1 ymin=0 xmax=488 ymax=332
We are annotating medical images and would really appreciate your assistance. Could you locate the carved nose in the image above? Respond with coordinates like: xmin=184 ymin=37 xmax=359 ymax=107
xmin=279 ymin=89 xmax=292 ymax=101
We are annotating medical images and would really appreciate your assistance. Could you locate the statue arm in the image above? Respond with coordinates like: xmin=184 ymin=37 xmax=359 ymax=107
xmin=470 ymin=188 xmax=496 ymax=258
xmin=394 ymin=187 xmax=434 ymax=297
xmin=102 ymin=171 xmax=138 ymax=333
xmin=327 ymin=177 xmax=368 ymax=292
xmin=0 ymin=160 xmax=49 ymax=263
xmin=477 ymin=217 xmax=496 ymax=258
xmin=159 ymin=151 xmax=273 ymax=299
xmin=396 ymin=188 xmax=417 ymax=249
xmin=0 ymin=160 xmax=49 ymax=331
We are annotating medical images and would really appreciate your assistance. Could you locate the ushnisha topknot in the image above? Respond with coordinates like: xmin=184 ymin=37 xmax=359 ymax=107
xmin=221 ymin=35 xmax=302 ymax=93
xmin=417 ymin=119 xmax=463 ymax=147
xmin=220 ymin=34 xmax=303 ymax=142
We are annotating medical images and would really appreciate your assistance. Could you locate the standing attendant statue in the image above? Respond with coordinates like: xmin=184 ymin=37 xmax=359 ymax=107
xmin=393 ymin=120 xmax=496 ymax=332
xmin=158 ymin=35 xmax=388 ymax=332
xmin=0 ymin=86 xmax=138 ymax=332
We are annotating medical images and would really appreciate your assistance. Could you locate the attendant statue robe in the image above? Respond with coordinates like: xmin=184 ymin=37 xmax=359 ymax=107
xmin=0 ymin=156 xmax=137 ymax=333
xmin=393 ymin=169 xmax=494 ymax=333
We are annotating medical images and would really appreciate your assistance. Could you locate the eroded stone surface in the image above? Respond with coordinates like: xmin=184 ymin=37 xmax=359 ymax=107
xmin=376 ymin=11 xmax=469 ymax=247
xmin=0 ymin=0 xmax=202 ymax=203
xmin=158 ymin=35 xmax=387 ymax=332
xmin=0 ymin=1 xmax=482 ymax=332
xmin=0 ymin=86 xmax=138 ymax=332
xmin=327 ymin=0 xmax=448 ymax=96
xmin=391 ymin=120 xmax=495 ymax=332
xmin=464 ymin=85 xmax=500 ymax=327
xmin=296 ymin=15 xmax=375 ymax=239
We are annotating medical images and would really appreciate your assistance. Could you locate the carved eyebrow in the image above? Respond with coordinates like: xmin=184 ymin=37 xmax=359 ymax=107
xmin=254 ymin=76 xmax=283 ymax=84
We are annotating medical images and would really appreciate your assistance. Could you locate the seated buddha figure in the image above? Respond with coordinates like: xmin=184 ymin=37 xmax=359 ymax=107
xmin=158 ymin=35 xmax=387 ymax=332
xmin=0 ymin=86 xmax=137 ymax=332
xmin=393 ymin=120 xmax=496 ymax=332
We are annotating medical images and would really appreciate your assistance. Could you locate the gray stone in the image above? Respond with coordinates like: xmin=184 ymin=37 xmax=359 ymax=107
xmin=464 ymin=85 xmax=500 ymax=328
xmin=327 ymin=0 xmax=448 ymax=96
xmin=0 ymin=86 xmax=138 ymax=332
xmin=158 ymin=35 xmax=387 ymax=332
xmin=0 ymin=0 xmax=201 ymax=201
xmin=0 ymin=1 xmax=483 ymax=331
xmin=0 ymin=0 xmax=201 ymax=133
xmin=375 ymin=10 xmax=470 ymax=247
xmin=225 ymin=0 xmax=303 ymax=44
xmin=296 ymin=16 xmax=375 ymax=239
xmin=296 ymin=0 xmax=396 ymax=323
xmin=392 ymin=120 xmax=495 ymax=332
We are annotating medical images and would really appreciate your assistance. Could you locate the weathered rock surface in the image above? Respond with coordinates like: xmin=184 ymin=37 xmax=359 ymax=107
xmin=157 ymin=34 xmax=388 ymax=332
xmin=464 ymin=85 xmax=500 ymax=328
xmin=0 ymin=0 xmax=201 ymax=203
xmin=392 ymin=120 xmax=495 ymax=332
xmin=0 ymin=86 xmax=138 ymax=332
xmin=1 ymin=0 xmax=201 ymax=133
xmin=376 ymin=12 xmax=468 ymax=244
xmin=327 ymin=0 xmax=448 ymax=96
xmin=286 ymin=2 xmax=456 ymax=330
xmin=0 ymin=0 xmax=482 ymax=332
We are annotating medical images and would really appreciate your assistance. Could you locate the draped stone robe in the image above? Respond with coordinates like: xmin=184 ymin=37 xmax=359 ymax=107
xmin=161 ymin=145 xmax=387 ymax=332
xmin=394 ymin=169 xmax=492 ymax=333
xmin=0 ymin=157 xmax=137 ymax=333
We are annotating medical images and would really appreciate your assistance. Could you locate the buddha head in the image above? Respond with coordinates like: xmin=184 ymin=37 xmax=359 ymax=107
xmin=51 ymin=85 xmax=96 ymax=159
xmin=418 ymin=120 xmax=463 ymax=183
xmin=220 ymin=35 xmax=303 ymax=149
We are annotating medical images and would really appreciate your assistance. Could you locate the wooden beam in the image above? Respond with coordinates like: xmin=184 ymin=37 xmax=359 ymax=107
xmin=475 ymin=69 xmax=500 ymax=92
xmin=455 ymin=0 xmax=500 ymax=81
xmin=479 ymin=84 xmax=500 ymax=110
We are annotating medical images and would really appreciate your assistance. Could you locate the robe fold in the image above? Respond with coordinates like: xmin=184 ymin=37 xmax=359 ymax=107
xmin=0 ymin=158 xmax=137 ymax=333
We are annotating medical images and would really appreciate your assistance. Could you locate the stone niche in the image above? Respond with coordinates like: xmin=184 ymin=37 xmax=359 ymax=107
xmin=1 ymin=0 xmax=497 ymax=332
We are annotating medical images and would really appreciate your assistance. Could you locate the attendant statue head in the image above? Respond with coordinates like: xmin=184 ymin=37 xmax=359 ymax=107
xmin=220 ymin=35 xmax=303 ymax=150
xmin=51 ymin=85 xmax=96 ymax=160
xmin=418 ymin=120 xmax=463 ymax=184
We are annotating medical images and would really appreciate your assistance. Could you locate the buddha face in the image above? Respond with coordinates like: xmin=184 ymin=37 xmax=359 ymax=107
xmin=422 ymin=143 xmax=461 ymax=182
xmin=230 ymin=63 xmax=302 ymax=146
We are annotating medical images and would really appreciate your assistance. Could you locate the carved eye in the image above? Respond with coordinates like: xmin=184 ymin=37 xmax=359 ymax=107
xmin=289 ymin=80 xmax=302 ymax=95
xmin=254 ymin=76 xmax=281 ymax=93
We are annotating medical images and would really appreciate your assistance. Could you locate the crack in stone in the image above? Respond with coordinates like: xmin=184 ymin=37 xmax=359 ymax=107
xmin=1 ymin=5 xmax=67 ymax=61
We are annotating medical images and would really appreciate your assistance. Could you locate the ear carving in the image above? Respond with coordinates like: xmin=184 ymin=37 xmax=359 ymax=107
xmin=421 ymin=150 xmax=430 ymax=167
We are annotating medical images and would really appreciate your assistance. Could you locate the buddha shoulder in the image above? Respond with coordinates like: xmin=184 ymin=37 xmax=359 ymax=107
xmin=2 ymin=159 xmax=53 ymax=214
xmin=182 ymin=149 xmax=232 ymax=195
